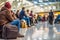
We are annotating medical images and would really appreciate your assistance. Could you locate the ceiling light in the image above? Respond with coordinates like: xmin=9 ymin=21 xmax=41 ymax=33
xmin=17 ymin=0 xmax=19 ymax=1
xmin=39 ymin=0 xmax=43 ymax=2
xmin=40 ymin=4 xmax=43 ymax=6
xmin=44 ymin=3 xmax=48 ymax=5
xmin=33 ymin=1 xmax=38 ymax=4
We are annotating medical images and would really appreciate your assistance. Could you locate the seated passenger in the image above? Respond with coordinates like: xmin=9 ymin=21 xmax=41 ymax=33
xmin=29 ymin=11 xmax=34 ymax=25
xmin=0 ymin=2 xmax=24 ymax=37
xmin=19 ymin=7 xmax=31 ymax=27
xmin=23 ymin=10 xmax=31 ymax=27
xmin=19 ymin=7 xmax=26 ymax=20
xmin=16 ymin=10 xmax=19 ymax=18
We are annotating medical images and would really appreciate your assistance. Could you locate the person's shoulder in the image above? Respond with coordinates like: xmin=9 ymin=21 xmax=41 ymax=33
xmin=0 ymin=10 xmax=7 ymax=13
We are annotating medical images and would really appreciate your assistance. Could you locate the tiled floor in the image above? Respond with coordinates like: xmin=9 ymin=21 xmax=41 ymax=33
xmin=1 ymin=21 xmax=60 ymax=40
xmin=16 ymin=21 xmax=60 ymax=40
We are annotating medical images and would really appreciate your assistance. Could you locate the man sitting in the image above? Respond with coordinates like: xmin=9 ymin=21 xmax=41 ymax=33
xmin=0 ymin=2 xmax=24 ymax=37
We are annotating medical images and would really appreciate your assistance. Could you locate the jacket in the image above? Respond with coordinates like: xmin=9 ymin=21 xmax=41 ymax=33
xmin=19 ymin=10 xmax=26 ymax=20
xmin=0 ymin=10 xmax=16 ymax=26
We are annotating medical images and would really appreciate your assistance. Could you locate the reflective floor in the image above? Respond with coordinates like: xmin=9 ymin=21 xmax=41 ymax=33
xmin=17 ymin=21 xmax=60 ymax=40
xmin=2 ymin=21 xmax=60 ymax=40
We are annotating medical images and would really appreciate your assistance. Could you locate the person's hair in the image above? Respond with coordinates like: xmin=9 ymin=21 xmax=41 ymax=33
xmin=22 ymin=7 xmax=25 ymax=10
xmin=50 ymin=10 xmax=52 ymax=12
xmin=31 ymin=11 xmax=33 ymax=13
xmin=27 ymin=10 xmax=29 ymax=12
xmin=17 ymin=10 xmax=19 ymax=12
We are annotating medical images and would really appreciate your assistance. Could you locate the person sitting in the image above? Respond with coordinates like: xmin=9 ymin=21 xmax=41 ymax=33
xmin=29 ymin=11 xmax=34 ymax=25
xmin=16 ymin=10 xmax=19 ymax=18
xmin=19 ymin=7 xmax=31 ymax=27
xmin=19 ymin=7 xmax=26 ymax=20
xmin=23 ymin=10 xmax=31 ymax=27
xmin=0 ymin=2 xmax=24 ymax=37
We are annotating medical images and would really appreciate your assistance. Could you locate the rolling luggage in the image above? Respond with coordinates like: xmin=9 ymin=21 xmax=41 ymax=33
xmin=2 ymin=24 xmax=18 ymax=39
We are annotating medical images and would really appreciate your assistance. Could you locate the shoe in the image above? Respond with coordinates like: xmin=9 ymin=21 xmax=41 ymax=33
xmin=17 ymin=33 xmax=24 ymax=37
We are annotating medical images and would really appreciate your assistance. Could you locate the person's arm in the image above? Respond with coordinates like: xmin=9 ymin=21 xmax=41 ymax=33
xmin=23 ymin=11 xmax=27 ymax=17
xmin=5 ymin=10 xmax=14 ymax=21
xmin=13 ymin=13 xmax=17 ymax=19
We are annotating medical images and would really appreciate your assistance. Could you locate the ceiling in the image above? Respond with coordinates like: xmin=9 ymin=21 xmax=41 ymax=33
xmin=0 ymin=0 xmax=60 ymax=12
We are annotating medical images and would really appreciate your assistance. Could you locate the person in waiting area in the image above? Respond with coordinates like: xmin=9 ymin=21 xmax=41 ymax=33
xmin=16 ymin=10 xmax=19 ymax=18
xmin=0 ymin=2 xmax=24 ymax=37
xmin=25 ymin=10 xmax=31 ymax=27
xmin=19 ymin=7 xmax=26 ymax=20
xmin=22 ymin=10 xmax=31 ymax=27
xmin=29 ymin=11 xmax=34 ymax=25
xmin=49 ymin=10 xmax=54 ymax=24
xmin=19 ymin=7 xmax=31 ymax=27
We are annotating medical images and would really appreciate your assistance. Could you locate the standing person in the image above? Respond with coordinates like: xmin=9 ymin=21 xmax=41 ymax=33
xmin=42 ymin=15 xmax=45 ymax=22
xmin=19 ymin=7 xmax=26 ymax=20
xmin=0 ymin=2 xmax=24 ymax=37
xmin=49 ymin=10 xmax=54 ymax=24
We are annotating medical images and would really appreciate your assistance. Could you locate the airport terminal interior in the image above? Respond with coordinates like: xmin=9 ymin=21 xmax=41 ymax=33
xmin=0 ymin=0 xmax=60 ymax=40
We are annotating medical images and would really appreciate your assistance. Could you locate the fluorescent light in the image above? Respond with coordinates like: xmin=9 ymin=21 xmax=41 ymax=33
xmin=40 ymin=5 xmax=43 ymax=6
xmin=33 ymin=1 xmax=38 ymax=4
xmin=45 ymin=7 xmax=47 ymax=9
xmin=17 ymin=0 xmax=19 ymax=1
xmin=34 ymin=5 xmax=37 ymax=7
xmin=53 ymin=6 xmax=56 ymax=9
xmin=18 ymin=2 xmax=21 ymax=5
xmin=49 ymin=2 xmax=52 ymax=4
xmin=39 ymin=0 xmax=43 ymax=2
xmin=44 ymin=3 xmax=48 ymax=5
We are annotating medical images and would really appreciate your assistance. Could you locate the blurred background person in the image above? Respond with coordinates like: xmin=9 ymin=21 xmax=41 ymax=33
xmin=48 ymin=10 xmax=54 ymax=24
xmin=16 ymin=10 xmax=19 ymax=18
xmin=29 ymin=11 xmax=34 ymax=26
xmin=19 ymin=7 xmax=26 ymax=20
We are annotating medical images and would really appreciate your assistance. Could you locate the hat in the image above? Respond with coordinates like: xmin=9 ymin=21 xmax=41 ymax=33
xmin=4 ymin=2 xmax=11 ymax=9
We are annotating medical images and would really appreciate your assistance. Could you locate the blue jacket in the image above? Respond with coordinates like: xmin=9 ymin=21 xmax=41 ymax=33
xmin=19 ymin=10 xmax=26 ymax=20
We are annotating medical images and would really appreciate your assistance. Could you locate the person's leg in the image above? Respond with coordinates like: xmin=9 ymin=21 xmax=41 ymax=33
xmin=27 ymin=17 xmax=31 ymax=27
xmin=29 ymin=17 xmax=31 ymax=25
xmin=10 ymin=19 xmax=24 ymax=37
xmin=23 ymin=17 xmax=30 ymax=27
xmin=10 ymin=19 xmax=20 ymax=31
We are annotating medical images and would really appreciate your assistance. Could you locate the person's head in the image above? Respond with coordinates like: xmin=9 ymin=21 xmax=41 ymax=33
xmin=22 ymin=7 xmax=25 ymax=10
xmin=50 ymin=10 xmax=52 ymax=12
xmin=31 ymin=11 xmax=33 ymax=13
xmin=4 ymin=2 xmax=11 ymax=10
xmin=27 ymin=10 xmax=29 ymax=13
xmin=17 ymin=10 xmax=19 ymax=12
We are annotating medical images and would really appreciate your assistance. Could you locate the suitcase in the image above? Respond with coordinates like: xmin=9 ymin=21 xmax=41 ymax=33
xmin=21 ymin=19 xmax=28 ymax=28
xmin=2 ymin=24 xmax=18 ymax=39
